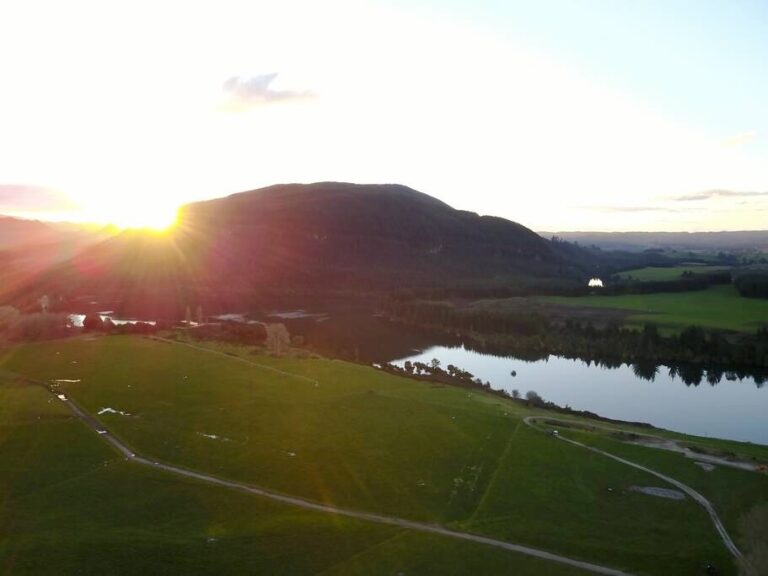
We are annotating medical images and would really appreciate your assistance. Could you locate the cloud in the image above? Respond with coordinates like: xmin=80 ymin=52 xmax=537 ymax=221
xmin=583 ymin=205 xmax=673 ymax=213
xmin=0 ymin=185 xmax=79 ymax=213
xmin=220 ymin=73 xmax=313 ymax=110
xmin=722 ymin=130 xmax=757 ymax=148
xmin=671 ymin=189 xmax=768 ymax=202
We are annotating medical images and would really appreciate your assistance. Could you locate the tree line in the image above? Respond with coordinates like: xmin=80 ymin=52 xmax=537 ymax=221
xmin=734 ymin=271 xmax=768 ymax=299
xmin=383 ymin=299 xmax=768 ymax=387
xmin=393 ymin=269 xmax=732 ymax=302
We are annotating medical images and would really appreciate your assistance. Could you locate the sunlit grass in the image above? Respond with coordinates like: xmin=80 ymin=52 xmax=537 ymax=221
xmin=0 ymin=336 xmax=746 ymax=575
xmin=541 ymin=285 xmax=768 ymax=332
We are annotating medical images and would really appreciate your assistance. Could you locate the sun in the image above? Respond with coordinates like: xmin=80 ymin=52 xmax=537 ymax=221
xmin=110 ymin=207 xmax=179 ymax=231
xmin=84 ymin=204 xmax=179 ymax=232
xmin=81 ymin=194 xmax=179 ymax=232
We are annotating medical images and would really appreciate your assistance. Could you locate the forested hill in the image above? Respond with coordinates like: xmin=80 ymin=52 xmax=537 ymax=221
xmin=177 ymin=182 xmax=579 ymax=283
xmin=9 ymin=182 xmax=640 ymax=317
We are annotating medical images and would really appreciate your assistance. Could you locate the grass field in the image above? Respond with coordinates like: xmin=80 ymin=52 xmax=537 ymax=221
xmin=544 ymin=423 xmax=768 ymax=574
xmin=0 ymin=375 xmax=589 ymax=576
xmin=542 ymin=284 xmax=768 ymax=332
xmin=1 ymin=335 xmax=764 ymax=574
xmin=617 ymin=266 xmax=729 ymax=281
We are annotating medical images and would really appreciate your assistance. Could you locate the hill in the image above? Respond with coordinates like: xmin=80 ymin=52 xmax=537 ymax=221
xmin=0 ymin=216 xmax=60 ymax=249
xmin=10 ymin=183 xmax=598 ymax=317
xmin=0 ymin=217 xmax=112 ymax=302
xmin=177 ymin=182 xmax=575 ymax=282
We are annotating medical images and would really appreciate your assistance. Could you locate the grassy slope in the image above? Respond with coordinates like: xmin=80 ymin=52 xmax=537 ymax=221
xmin=541 ymin=285 xmax=768 ymax=332
xmin=549 ymin=426 xmax=768 ymax=568
xmin=617 ymin=266 xmax=728 ymax=281
xmin=0 ymin=377 xmax=587 ymax=576
xmin=463 ymin=423 xmax=733 ymax=575
xmin=0 ymin=336 xmax=757 ymax=575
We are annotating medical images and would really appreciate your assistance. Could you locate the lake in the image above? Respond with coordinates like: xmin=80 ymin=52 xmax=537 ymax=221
xmin=393 ymin=344 xmax=768 ymax=445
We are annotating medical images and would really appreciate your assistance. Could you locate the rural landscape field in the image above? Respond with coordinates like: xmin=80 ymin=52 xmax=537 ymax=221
xmin=2 ymin=1 xmax=768 ymax=575
xmin=541 ymin=285 xmax=768 ymax=333
xmin=2 ymin=335 xmax=765 ymax=575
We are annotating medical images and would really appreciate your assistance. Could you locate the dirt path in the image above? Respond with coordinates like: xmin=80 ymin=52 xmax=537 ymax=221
xmin=39 ymin=382 xmax=634 ymax=576
xmin=627 ymin=437 xmax=762 ymax=473
xmin=523 ymin=417 xmax=746 ymax=565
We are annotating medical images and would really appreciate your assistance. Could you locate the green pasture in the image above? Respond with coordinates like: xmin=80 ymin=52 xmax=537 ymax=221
xmin=0 ymin=374 xmax=585 ymax=576
xmin=617 ymin=266 xmax=729 ymax=281
xmin=542 ymin=285 xmax=768 ymax=332
xmin=1 ymin=335 xmax=761 ymax=574
xmin=547 ymin=424 xmax=768 ymax=574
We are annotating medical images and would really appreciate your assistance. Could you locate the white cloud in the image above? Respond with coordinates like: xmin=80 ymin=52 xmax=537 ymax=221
xmin=722 ymin=130 xmax=757 ymax=148
xmin=671 ymin=189 xmax=768 ymax=202
xmin=0 ymin=185 xmax=79 ymax=213
xmin=220 ymin=73 xmax=313 ymax=110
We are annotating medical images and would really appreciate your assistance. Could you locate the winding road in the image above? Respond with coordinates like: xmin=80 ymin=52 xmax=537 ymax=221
xmin=523 ymin=417 xmax=745 ymax=564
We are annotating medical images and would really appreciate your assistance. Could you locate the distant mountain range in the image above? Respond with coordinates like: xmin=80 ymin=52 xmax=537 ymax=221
xmin=542 ymin=230 xmax=768 ymax=253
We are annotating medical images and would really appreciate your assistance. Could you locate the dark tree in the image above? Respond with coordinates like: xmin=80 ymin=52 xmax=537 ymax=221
xmin=83 ymin=314 xmax=104 ymax=331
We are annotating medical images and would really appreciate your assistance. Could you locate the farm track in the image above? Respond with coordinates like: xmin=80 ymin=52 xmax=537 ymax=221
xmin=523 ymin=417 xmax=748 ymax=571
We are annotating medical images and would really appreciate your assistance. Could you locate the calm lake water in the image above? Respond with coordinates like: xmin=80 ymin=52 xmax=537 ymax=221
xmin=393 ymin=345 xmax=768 ymax=445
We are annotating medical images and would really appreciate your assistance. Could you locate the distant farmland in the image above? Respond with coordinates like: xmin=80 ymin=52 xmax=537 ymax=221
xmin=542 ymin=285 xmax=768 ymax=332
xmin=616 ymin=265 xmax=729 ymax=282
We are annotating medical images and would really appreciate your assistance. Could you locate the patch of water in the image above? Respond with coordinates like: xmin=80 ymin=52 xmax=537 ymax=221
xmin=267 ymin=310 xmax=327 ymax=320
xmin=98 ymin=407 xmax=131 ymax=416
xmin=211 ymin=313 xmax=262 ymax=325
xmin=630 ymin=486 xmax=686 ymax=500
xmin=67 ymin=313 xmax=157 ymax=328
xmin=198 ymin=432 xmax=231 ymax=442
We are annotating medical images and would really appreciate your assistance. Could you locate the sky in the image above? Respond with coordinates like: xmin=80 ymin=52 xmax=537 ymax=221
xmin=1 ymin=0 xmax=767 ymax=231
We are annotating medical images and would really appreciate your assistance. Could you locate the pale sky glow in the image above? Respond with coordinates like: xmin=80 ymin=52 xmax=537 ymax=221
xmin=1 ymin=0 xmax=767 ymax=231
